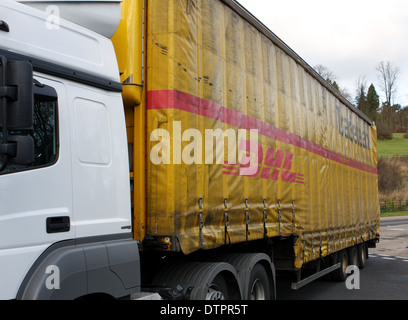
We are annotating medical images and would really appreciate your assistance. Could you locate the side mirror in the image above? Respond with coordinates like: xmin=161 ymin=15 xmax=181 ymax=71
xmin=0 ymin=57 xmax=34 ymax=168
xmin=5 ymin=60 xmax=34 ymax=130
xmin=7 ymin=135 xmax=34 ymax=165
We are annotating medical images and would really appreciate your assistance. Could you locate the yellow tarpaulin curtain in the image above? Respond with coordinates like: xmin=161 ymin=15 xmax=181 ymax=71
xmin=113 ymin=0 xmax=380 ymax=268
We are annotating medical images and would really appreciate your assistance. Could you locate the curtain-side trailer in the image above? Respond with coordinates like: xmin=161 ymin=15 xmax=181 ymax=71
xmin=113 ymin=0 xmax=380 ymax=298
xmin=0 ymin=0 xmax=379 ymax=300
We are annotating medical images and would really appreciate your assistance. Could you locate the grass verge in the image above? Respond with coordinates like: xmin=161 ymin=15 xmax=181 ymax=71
xmin=381 ymin=211 xmax=408 ymax=218
xmin=378 ymin=133 xmax=408 ymax=157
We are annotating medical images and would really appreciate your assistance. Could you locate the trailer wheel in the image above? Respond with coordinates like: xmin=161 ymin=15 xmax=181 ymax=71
xmin=348 ymin=246 xmax=359 ymax=268
xmin=248 ymin=264 xmax=270 ymax=300
xmin=208 ymin=253 xmax=275 ymax=300
xmin=357 ymin=243 xmax=367 ymax=269
xmin=152 ymin=262 xmax=241 ymax=300
xmin=332 ymin=250 xmax=349 ymax=282
xmin=206 ymin=274 xmax=228 ymax=300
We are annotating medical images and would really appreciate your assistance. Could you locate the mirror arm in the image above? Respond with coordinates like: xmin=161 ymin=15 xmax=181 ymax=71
xmin=0 ymin=56 xmax=8 ymax=148
xmin=0 ymin=142 xmax=16 ymax=157
xmin=0 ymin=86 xmax=17 ymax=100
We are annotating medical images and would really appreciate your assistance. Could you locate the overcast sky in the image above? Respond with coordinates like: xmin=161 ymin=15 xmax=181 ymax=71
xmin=237 ymin=0 xmax=408 ymax=107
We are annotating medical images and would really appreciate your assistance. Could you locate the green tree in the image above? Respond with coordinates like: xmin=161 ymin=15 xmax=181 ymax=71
xmin=356 ymin=86 xmax=368 ymax=115
xmin=398 ymin=107 xmax=408 ymax=131
xmin=331 ymin=80 xmax=340 ymax=91
xmin=366 ymin=84 xmax=379 ymax=122
xmin=377 ymin=102 xmax=393 ymax=140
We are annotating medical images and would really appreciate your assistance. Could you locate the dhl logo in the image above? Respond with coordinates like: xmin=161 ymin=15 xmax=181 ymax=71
xmin=223 ymin=140 xmax=305 ymax=184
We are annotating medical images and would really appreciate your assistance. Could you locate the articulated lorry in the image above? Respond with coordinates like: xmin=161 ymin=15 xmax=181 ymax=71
xmin=0 ymin=0 xmax=380 ymax=300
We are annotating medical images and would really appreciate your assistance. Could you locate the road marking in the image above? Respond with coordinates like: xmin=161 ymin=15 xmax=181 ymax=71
xmin=370 ymin=254 xmax=408 ymax=261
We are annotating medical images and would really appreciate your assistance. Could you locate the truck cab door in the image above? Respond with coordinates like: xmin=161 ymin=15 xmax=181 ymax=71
xmin=0 ymin=74 xmax=74 ymax=299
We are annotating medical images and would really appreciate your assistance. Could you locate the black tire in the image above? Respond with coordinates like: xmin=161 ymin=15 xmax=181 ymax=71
xmin=357 ymin=243 xmax=367 ymax=269
xmin=206 ymin=274 xmax=229 ymax=300
xmin=348 ymin=246 xmax=359 ymax=268
xmin=248 ymin=264 xmax=270 ymax=300
xmin=332 ymin=250 xmax=349 ymax=282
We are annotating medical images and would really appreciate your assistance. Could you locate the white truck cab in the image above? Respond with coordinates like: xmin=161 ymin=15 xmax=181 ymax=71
xmin=0 ymin=0 xmax=140 ymax=299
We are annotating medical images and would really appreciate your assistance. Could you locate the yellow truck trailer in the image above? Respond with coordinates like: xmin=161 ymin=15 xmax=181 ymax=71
xmin=0 ymin=0 xmax=379 ymax=300
xmin=112 ymin=0 xmax=379 ymax=297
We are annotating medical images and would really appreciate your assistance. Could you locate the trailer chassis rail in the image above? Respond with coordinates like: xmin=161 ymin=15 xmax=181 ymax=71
xmin=291 ymin=263 xmax=340 ymax=290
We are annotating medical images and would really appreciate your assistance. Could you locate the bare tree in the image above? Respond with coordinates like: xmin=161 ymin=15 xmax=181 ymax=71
xmin=355 ymin=75 xmax=367 ymax=101
xmin=376 ymin=61 xmax=400 ymax=106
xmin=314 ymin=64 xmax=352 ymax=101
xmin=314 ymin=64 xmax=337 ymax=83
xmin=339 ymin=87 xmax=353 ymax=102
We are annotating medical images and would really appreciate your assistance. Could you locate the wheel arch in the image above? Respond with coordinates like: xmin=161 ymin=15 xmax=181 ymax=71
xmin=16 ymin=235 xmax=141 ymax=300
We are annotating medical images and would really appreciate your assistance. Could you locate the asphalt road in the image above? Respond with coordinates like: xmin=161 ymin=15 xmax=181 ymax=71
xmin=276 ymin=217 xmax=408 ymax=300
